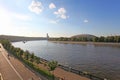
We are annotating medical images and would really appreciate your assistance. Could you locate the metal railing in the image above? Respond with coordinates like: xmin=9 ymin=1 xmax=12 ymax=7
xmin=39 ymin=58 xmax=108 ymax=80
xmin=58 ymin=64 xmax=108 ymax=80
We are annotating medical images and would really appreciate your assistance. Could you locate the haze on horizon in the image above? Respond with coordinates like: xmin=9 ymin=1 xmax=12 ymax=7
xmin=0 ymin=0 xmax=120 ymax=37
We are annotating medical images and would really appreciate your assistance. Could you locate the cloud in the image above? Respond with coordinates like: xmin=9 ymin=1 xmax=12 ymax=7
xmin=28 ymin=0 xmax=43 ymax=14
xmin=84 ymin=19 xmax=88 ymax=23
xmin=50 ymin=20 xmax=57 ymax=24
xmin=49 ymin=3 xmax=56 ymax=9
xmin=14 ymin=14 xmax=31 ymax=21
xmin=49 ymin=19 xmax=60 ymax=24
xmin=54 ymin=8 xmax=68 ymax=19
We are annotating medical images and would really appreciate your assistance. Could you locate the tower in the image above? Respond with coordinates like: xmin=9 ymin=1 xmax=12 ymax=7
xmin=47 ymin=33 xmax=49 ymax=40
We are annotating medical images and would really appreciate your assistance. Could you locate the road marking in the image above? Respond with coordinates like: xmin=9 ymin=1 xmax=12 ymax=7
xmin=0 ymin=44 xmax=23 ymax=80
xmin=0 ymin=73 xmax=4 ymax=80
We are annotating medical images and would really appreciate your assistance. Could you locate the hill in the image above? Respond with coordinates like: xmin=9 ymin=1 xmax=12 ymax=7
xmin=71 ymin=34 xmax=96 ymax=39
xmin=0 ymin=35 xmax=46 ymax=42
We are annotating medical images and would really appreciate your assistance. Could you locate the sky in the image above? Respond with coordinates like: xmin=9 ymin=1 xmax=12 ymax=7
xmin=0 ymin=0 xmax=120 ymax=37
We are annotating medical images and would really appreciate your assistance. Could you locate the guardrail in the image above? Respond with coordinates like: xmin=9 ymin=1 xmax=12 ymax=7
xmin=38 ymin=58 xmax=108 ymax=80
xmin=58 ymin=64 xmax=108 ymax=80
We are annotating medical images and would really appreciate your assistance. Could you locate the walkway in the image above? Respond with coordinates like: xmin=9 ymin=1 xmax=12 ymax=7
xmin=0 ymin=44 xmax=41 ymax=80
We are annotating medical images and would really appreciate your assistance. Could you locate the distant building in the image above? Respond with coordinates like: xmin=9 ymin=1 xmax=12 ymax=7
xmin=47 ymin=33 xmax=49 ymax=40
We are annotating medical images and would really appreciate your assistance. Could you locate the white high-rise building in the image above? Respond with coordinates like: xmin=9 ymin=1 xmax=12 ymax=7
xmin=47 ymin=33 xmax=49 ymax=40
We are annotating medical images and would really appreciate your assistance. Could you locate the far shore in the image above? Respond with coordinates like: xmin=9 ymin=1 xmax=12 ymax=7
xmin=49 ymin=41 xmax=120 ymax=47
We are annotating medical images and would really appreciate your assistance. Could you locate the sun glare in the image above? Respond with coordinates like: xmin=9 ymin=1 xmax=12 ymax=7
xmin=0 ymin=8 xmax=11 ymax=27
xmin=0 ymin=8 xmax=13 ymax=33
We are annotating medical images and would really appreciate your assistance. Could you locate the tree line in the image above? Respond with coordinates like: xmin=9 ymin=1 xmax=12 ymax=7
xmin=49 ymin=36 xmax=120 ymax=43
xmin=0 ymin=39 xmax=58 ymax=80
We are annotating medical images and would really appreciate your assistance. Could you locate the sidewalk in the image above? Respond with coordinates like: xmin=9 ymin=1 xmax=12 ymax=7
xmin=0 ymin=49 xmax=21 ymax=80
xmin=54 ymin=67 xmax=90 ymax=80
xmin=0 ymin=44 xmax=41 ymax=80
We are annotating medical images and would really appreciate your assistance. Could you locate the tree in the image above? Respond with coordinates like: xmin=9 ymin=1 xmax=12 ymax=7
xmin=16 ymin=48 xmax=23 ymax=58
xmin=23 ymin=50 xmax=30 ymax=60
xmin=34 ymin=56 xmax=40 ymax=64
xmin=114 ymin=36 xmax=120 ymax=42
xmin=99 ymin=36 xmax=105 ymax=42
xmin=92 ymin=37 xmax=99 ymax=42
xmin=29 ymin=53 xmax=35 ymax=62
xmin=48 ymin=60 xmax=58 ymax=71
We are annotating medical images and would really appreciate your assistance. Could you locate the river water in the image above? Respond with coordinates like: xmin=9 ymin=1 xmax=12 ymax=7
xmin=12 ymin=40 xmax=120 ymax=80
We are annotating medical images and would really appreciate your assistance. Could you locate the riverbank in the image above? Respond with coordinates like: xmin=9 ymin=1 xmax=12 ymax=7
xmin=0 ymin=43 xmax=41 ymax=80
xmin=0 ymin=40 xmax=90 ymax=80
xmin=50 ymin=41 xmax=120 ymax=47
xmin=12 ymin=40 xmax=120 ymax=80
xmin=39 ymin=58 xmax=107 ymax=80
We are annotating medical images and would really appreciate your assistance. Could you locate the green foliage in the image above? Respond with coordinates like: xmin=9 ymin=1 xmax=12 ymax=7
xmin=23 ymin=59 xmax=54 ymax=80
xmin=0 ymin=39 xmax=55 ymax=80
xmin=29 ymin=53 xmax=35 ymax=62
xmin=49 ymin=35 xmax=120 ymax=43
xmin=48 ymin=60 xmax=58 ymax=71
xmin=23 ymin=50 xmax=30 ymax=60
xmin=34 ymin=56 xmax=40 ymax=64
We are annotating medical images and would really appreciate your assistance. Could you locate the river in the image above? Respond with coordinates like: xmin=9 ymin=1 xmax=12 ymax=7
xmin=12 ymin=40 xmax=120 ymax=80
